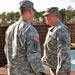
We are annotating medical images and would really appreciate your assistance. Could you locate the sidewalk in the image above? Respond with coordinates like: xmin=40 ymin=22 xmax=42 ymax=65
xmin=0 ymin=65 xmax=75 ymax=75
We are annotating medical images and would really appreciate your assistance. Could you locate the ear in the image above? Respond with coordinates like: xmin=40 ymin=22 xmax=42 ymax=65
xmin=29 ymin=9 xmax=32 ymax=14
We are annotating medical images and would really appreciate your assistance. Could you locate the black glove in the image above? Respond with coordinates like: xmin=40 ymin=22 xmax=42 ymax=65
xmin=36 ymin=72 xmax=46 ymax=75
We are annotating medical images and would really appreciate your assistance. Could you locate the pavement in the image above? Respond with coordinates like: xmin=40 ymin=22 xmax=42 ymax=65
xmin=0 ymin=65 xmax=75 ymax=75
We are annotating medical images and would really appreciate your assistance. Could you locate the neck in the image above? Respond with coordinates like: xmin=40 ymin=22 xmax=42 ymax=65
xmin=21 ymin=16 xmax=31 ymax=23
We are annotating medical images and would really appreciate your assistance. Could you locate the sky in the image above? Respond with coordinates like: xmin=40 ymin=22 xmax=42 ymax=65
xmin=0 ymin=0 xmax=75 ymax=13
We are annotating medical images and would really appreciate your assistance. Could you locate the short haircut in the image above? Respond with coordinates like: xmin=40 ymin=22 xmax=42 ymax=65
xmin=19 ymin=7 xmax=31 ymax=14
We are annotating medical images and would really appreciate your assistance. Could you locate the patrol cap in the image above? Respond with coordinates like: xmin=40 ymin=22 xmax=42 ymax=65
xmin=19 ymin=0 xmax=35 ymax=11
xmin=43 ymin=7 xmax=59 ymax=16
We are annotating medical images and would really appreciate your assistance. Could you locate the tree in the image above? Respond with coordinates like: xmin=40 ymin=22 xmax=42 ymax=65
xmin=0 ymin=12 xmax=8 ymax=26
xmin=7 ymin=11 xmax=20 ymax=25
xmin=59 ymin=9 xmax=66 ymax=23
xmin=67 ymin=5 xmax=73 ymax=10
xmin=14 ymin=12 xmax=20 ymax=21
xmin=34 ymin=11 xmax=45 ymax=24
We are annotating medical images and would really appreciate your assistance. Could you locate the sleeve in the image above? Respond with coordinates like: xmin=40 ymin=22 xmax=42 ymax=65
xmin=4 ymin=34 xmax=8 ymax=58
xmin=56 ymin=27 xmax=71 ymax=74
xmin=4 ymin=26 xmax=11 ymax=58
xmin=26 ymin=28 xmax=44 ymax=74
xmin=4 ymin=38 xmax=7 ymax=57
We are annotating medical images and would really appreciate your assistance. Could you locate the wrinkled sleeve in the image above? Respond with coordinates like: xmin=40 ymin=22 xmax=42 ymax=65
xmin=4 ymin=32 xmax=7 ymax=57
xmin=4 ymin=26 xmax=12 ymax=58
xmin=26 ymin=28 xmax=44 ymax=74
xmin=56 ymin=27 xmax=71 ymax=74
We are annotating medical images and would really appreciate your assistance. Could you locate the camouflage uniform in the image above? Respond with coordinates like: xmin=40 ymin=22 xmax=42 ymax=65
xmin=42 ymin=21 xmax=71 ymax=75
xmin=4 ymin=0 xmax=45 ymax=75
xmin=4 ymin=18 xmax=45 ymax=75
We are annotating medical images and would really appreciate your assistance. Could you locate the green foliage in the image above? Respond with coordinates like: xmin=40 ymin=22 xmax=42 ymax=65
xmin=0 ymin=8 xmax=75 ymax=25
xmin=59 ymin=9 xmax=75 ymax=23
xmin=6 ymin=11 xmax=20 ymax=25
xmin=59 ymin=9 xmax=66 ymax=23
xmin=0 ymin=11 xmax=20 ymax=26
xmin=34 ymin=11 xmax=45 ymax=24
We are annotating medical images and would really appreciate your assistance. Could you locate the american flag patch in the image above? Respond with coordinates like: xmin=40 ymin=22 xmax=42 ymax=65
xmin=33 ymin=36 xmax=39 ymax=43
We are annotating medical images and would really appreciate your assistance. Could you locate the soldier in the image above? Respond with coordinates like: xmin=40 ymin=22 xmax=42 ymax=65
xmin=4 ymin=0 xmax=46 ymax=75
xmin=42 ymin=7 xmax=71 ymax=75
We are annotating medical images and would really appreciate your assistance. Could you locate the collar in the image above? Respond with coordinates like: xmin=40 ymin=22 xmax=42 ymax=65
xmin=48 ymin=21 xmax=61 ymax=32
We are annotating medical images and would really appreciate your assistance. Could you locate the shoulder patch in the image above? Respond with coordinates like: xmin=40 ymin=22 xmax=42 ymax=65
xmin=33 ymin=36 xmax=40 ymax=43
